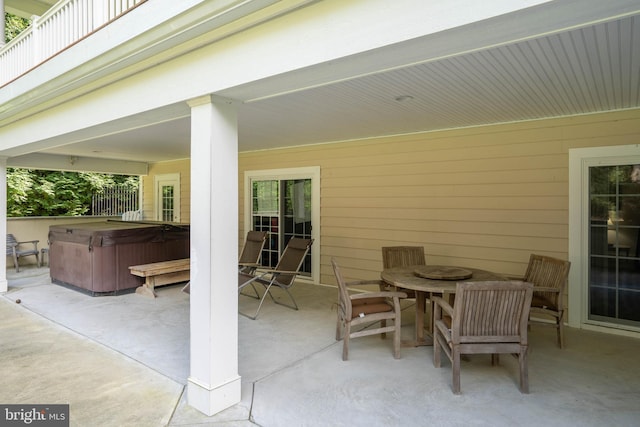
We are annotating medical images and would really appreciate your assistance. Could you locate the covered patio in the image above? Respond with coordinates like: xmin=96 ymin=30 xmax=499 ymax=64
xmin=1 ymin=266 xmax=638 ymax=426
xmin=2 ymin=0 xmax=640 ymax=417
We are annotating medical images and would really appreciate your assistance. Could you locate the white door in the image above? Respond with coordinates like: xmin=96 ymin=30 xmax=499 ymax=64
xmin=569 ymin=145 xmax=640 ymax=335
xmin=155 ymin=173 xmax=181 ymax=222
xmin=244 ymin=167 xmax=320 ymax=284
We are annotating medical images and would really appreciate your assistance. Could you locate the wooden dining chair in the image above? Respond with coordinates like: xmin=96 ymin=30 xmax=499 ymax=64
xmin=382 ymin=246 xmax=426 ymax=269
xmin=332 ymin=258 xmax=406 ymax=360
xmin=433 ymin=281 xmax=534 ymax=394
xmin=523 ymin=254 xmax=571 ymax=348
xmin=380 ymin=246 xmax=426 ymax=296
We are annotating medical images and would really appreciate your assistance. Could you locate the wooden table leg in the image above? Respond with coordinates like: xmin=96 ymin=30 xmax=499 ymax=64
xmin=402 ymin=291 xmax=433 ymax=347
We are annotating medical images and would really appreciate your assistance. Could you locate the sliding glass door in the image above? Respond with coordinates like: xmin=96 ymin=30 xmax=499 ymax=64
xmin=588 ymin=164 xmax=640 ymax=328
xmin=245 ymin=167 xmax=320 ymax=282
xmin=251 ymin=178 xmax=313 ymax=275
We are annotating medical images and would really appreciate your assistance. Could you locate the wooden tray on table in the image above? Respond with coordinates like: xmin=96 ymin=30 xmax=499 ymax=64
xmin=414 ymin=266 xmax=473 ymax=281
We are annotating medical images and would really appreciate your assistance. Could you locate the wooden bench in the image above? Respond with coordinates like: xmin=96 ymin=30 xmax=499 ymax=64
xmin=129 ymin=258 xmax=190 ymax=298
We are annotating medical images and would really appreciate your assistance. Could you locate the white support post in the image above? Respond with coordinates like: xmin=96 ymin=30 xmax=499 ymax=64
xmin=0 ymin=157 xmax=8 ymax=293
xmin=187 ymin=95 xmax=240 ymax=416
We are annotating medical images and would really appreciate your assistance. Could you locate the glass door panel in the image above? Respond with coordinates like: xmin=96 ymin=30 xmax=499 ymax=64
xmin=251 ymin=178 xmax=313 ymax=276
xmin=161 ymin=185 xmax=174 ymax=222
xmin=588 ymin=164 xmax=640 ymax=327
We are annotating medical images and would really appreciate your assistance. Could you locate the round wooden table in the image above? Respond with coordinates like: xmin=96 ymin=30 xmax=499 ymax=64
xmin=381 ymin=265 xmax=508 ymax=346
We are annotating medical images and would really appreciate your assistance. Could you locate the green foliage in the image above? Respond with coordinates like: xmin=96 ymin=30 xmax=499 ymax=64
xmin=4 ymin=14 xmax=140 ymax=217
xmin=7 ymin=169 xmax=139 ymax=217
xmin=5 ymin=13 xmax=31 ymax=43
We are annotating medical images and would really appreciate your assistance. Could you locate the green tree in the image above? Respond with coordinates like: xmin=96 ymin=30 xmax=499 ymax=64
xmin=7 ymin=169 xmax=139 ymax=217
xmin=5 ymin=13 xmax=31 ymax=43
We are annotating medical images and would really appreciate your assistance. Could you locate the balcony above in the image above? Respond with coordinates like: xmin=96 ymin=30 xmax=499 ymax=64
xmin=1 ymin=0 xmax=146 ymax=87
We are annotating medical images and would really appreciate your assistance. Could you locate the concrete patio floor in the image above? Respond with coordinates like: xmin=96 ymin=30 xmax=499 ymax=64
xmin=1 ymin=266 xmax=639 ymax=426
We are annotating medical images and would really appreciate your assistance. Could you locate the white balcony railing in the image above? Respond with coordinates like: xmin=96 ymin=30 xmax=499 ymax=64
xmin=0 ymin=0 xmax=146 ymax=87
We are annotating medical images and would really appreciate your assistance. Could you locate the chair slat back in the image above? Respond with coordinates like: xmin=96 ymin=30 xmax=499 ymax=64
xmin=274 ymin=237 xmax=313 ymax=286
xmin=331 ymin=258 xmax=352 ymax=322
xmin=452 ymin=281 xmax=533 ymax=344
xmin=6 ymin=234 xmax=17 ymax=255
xmin=382 ymin=246 xmax=426 ymax=268
xmin=523 ymin=254 xmax=570 ymax=309
xmin=239 ymin=231 xmax=268 ymax=264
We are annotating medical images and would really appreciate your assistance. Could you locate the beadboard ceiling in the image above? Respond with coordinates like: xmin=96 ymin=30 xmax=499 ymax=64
xmin=10 ymin=3 xmax=640 ymax=163
xmin=235 ymin=14 xmax=640 ymax=151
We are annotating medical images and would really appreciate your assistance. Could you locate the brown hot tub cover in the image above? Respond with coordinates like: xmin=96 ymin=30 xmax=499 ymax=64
xmin=49 ymin=220 xmax=189 ymax=295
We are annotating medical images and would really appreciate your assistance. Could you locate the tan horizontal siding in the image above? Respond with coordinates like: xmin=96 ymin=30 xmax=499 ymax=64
xmin=144 ymin=110 xmax=640 ymax=288
xmin=321 ymin=195 xmax=567 ymax=210
xmin=241 ymin=109 xmax=640 ymax=286
xmin=321 ymin=207 xmax=567 ymax=224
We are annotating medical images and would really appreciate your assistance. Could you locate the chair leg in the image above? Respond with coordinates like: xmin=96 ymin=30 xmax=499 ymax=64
xmin=393 ymin=313 xmax=401 ymax=359
xmin=433 ymin=334 xmax=441 ymax=368
xmin=12 ymin=254 xmax=19 ymax=273
xmin=342 ymin=323 xmax=351 ymax=361
xmin=380 ymin=319 xmax=386 ymax=339
xmin=239 ymin=284 xmax=272 ymax=320
xmin=238 ymin=275 xmax=262 ymax=299
xmin=519 ymin=347 xmax=529 ymax=393
xmin=452 ymin=347 xmax=461 ymax=394
xmin=557 ymin=314 xmax=565 ymax=349
xmin=491 ymin=354 xmax=500 ymax=366
xmin=239 ymin=283 xmax=261 ymax=299
xmin=270 ymin=287 xmax=299 ymax=311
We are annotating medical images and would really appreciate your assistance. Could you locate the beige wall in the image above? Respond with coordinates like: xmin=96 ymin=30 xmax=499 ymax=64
xmin=142 ymin=159 xmax=191 ymax=223
xmin=142 ymin=109 xmax=640 ymax=287
xmin=240 ymin=109 xmax=640 ymax=285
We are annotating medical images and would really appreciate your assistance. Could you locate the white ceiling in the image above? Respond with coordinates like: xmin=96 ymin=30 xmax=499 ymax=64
xmin=236 ymin=13 xmax=640 ymax=151
xmin=10 ymin=3 xmax=640 ymax=163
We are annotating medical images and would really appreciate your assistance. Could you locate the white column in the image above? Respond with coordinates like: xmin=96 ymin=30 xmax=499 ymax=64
xmin=187 ymin=95 xmax=240 ymax=415
xmin=0 ymin=157 xmax=8 ymax=292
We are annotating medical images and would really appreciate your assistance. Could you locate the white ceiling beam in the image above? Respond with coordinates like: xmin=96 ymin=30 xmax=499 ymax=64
xmin=8 ymin=153 xmax=148 ymax=175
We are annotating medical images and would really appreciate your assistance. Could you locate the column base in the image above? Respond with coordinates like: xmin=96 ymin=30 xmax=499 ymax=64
xmin=187 ymin=375 xmax=241 ymax=416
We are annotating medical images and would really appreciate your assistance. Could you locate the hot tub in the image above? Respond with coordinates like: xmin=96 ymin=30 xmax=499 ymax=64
xmin=49 ymin=220 xmax=190 ymax=295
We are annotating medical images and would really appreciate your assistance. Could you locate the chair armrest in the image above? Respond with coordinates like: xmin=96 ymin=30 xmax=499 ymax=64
xmin=239 ymin=262 xmax=261 ymax=268
xmin=432 ymin=296 xmax=454 ymax=317
xmin=266 ymin=269 xmax=299 ymax=276
xmin=533 ymin=287 xmax=560 ymax=293
xmin=346 ymin=279 xmax=384 ymax=287
xmin=239 ymin=263 xmax=261 ymax=273
xmin=350 ymin=291 xmax=407 ymax=301
xmin=251 ymin=267 xmax=295 ymax=276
